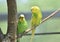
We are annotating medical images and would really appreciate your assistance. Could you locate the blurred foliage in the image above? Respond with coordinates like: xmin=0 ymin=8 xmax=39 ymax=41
xmin=20 ymin=35 xmax=60 ymax=42
xmin=17 ymin=0 xmax=60 ymax=12
xmin=0 ymin=0 xmax=60 ymax=13
xmin=0 ymin=21 xmax=7 ymax=34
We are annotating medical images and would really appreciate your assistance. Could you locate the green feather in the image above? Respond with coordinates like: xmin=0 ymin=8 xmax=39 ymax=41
xmin=17 ymin=20 xmax=28 ymax=34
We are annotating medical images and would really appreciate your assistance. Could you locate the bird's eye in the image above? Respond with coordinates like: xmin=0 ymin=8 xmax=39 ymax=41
xmin=23 ymin=17 xmax=24 ymax=18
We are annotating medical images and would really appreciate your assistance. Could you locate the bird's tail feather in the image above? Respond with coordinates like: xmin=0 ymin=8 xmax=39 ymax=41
xmin=30 ymin=28 xmax=35 ymax=42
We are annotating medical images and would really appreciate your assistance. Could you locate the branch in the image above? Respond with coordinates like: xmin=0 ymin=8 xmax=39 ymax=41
xmin=0 ymin=28 xmax=4 ymax=42
xmin=25 ymin=32 xmax=60 ymax=36
xmin=41 ymin=9 xmax=60 ymax=23
xmin=7 ymin=0 xmax=17 ymax=42
xmin=17 ymin=9 xmax=60 ymax=38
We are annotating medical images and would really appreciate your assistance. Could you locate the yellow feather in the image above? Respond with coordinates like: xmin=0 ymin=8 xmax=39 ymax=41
xmin=30 ymin=27 xmax=35 ymax=42
xmin=30 ymin=6 xmax=42 ymax=42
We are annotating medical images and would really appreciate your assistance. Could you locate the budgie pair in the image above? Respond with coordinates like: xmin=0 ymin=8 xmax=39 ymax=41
xmin=17 ymin=6 xmax=42 ymax=42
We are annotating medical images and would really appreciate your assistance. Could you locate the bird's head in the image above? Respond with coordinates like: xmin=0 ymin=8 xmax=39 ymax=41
xmin=19 ymin=14 xmax=25 ymax=21
xmin=31 ymin=6 xmax=40 ymax=14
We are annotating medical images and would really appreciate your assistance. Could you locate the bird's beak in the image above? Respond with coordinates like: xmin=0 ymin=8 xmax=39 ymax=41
xmin=21 ymin=17 xmax=23 ymax=20
xmin=20 ymin=17 xmax=24 ymax=21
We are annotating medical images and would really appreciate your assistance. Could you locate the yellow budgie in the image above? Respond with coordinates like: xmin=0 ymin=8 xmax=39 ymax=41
xmin=30 ymin=6 xmax=42 ymax=42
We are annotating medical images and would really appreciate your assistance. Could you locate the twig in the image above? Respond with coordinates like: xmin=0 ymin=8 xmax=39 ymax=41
xmin=25 ymin=32 xmax=60 ymax=36
xmin=0 ymin=28 xmax=4 ymax=42
xmin=41 ymin=8 xmax=60 ymax=23
xmin=18 ymin=9 xmax=60 ymax=38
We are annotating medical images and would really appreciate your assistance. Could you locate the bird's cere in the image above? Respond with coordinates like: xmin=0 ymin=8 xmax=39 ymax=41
xmin=20 ymin=14 xmax=25 ymax=17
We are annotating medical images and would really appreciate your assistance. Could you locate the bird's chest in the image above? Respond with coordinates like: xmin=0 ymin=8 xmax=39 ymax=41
xmin=18 ymin=22 xmax=25 ymax=28
xmin=31 ymin=14 xmax=40 ymax=26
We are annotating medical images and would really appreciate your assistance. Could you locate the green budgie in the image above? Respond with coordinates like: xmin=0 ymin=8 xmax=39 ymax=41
xmin=17 ymin=14 xmax=28 ymax=42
